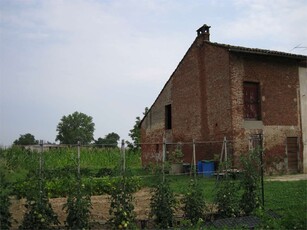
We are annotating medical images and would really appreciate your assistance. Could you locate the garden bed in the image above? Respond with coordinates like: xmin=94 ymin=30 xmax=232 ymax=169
xmin=10 ymin=188 xmax=152 ymax=230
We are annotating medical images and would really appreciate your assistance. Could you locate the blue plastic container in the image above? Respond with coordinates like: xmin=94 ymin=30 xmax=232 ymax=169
xmin=203 ymin=160 xmax=215 ymax=177
xmin=197 ymin=161 xmax=203 ymax=174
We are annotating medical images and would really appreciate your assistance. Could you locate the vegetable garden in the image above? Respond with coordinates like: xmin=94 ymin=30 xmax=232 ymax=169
xmin=0 ymin=144 xmax=306 ymax=229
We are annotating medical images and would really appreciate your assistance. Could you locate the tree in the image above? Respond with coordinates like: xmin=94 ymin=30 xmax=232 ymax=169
xmin=126 ymin=107 xmax=148 ymax=151
xmin=56 ymin=112 xmax=95 ymax=145
xmin=95 ymin=132 xmax=120 ymax=148
xmin=13 ymin=133 xmax=38 ymax=145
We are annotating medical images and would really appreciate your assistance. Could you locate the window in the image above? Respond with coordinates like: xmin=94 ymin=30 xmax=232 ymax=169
xmin=248 ymin=134 xmax=263 ymax=150
xmin=165 ymin=104 xmax=172 ymax=129
xmin=243 ymin=82 xmax=261 ymax=120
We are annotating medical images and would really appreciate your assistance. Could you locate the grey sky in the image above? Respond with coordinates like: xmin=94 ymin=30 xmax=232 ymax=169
xmin=1 ymin=0 xmax=307 ymax=146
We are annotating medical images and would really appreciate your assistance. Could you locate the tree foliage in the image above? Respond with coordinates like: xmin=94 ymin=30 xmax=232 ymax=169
xmin=55 ymin=112 xmax=95 ymax=145
xmin=95 ymin=132 xmax=120 ymax=148
xmin=13 ymin=133 xmax=38 ymax=145
xmin=126 ymin=107 xmax=148 ymax=151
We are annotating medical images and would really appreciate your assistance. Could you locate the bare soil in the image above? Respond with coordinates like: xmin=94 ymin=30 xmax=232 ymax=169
xmin=10 ymin=188 xmax=154 ymax=229
xmin=10 ymin=174 xmax=306 ymax=229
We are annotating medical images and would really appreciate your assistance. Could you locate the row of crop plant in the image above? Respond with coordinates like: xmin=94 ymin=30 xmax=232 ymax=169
xmin=1 ymin=143 xmax=264 ymax=229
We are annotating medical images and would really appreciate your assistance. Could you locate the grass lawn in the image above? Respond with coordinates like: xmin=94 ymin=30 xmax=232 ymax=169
xmin=140 ymin=174 xmax=307 ymax=228
xmin=262 ymin=180 xmax=307 ymax=229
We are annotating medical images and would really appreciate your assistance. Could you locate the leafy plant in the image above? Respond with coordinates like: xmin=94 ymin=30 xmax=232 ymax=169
xmin=62 ymin=143 xmax=93 ymax=230
xmin=179 ymin=218 xmax=205 ymax=230
xmin=18 ymin=172 xmax=59 ymax=229
xmin=109 ymin=176 xmax=139 ymax=229
xmin=167 ymin=143 xmax=184 ymax=164
xmin=182 ymin=179 xmax=206 ymax=225
xmin=240 ymin=149 xmax=261 ymax=215
xmin=215 ymin=178 xmax=240 ymax=218
xmin=150 ymin=179 xmax=176 ymax=229
xmin=0 ymin=157 xmax=12 ymax=229
xmin=19 ymin=197 xmax=59 ymax=230
xmin=214 ymin=156 xmax=240 ymax=218
xmin=0 ymin=193 xmax=12 ymax=230
xmin=108 ymin=176 xmax=139 ymax=229
xmin=63 ymin=181 xmax=92 ymax=230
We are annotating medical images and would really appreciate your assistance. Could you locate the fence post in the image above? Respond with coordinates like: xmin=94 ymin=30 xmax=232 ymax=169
xmin=39 ymin=140 xmax=43 ymax=204
xmin=77 ymin=141 xmax=81 ymax=180
xmin=162 ymin=138 xmax=166 ymax=182
xmin=224 ymin=136 xmax=228 ymax=162
xmin=259 ymin=135 xmax=265 ymax=208
xmin=220 ymin=138 xmax=225 ymax=165
xmin=193 ymin=139 xmax=196 ymax=181
xmin=121 ymin=139 xmax=126 ymax=175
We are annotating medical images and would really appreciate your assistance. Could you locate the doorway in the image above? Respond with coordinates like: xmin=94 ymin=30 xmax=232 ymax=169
xmin=287 ymin=137 xmax=299 ymax=172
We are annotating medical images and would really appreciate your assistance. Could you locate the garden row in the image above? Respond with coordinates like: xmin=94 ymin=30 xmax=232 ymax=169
xmin=1 ymin=146 xmax=306 ymax=229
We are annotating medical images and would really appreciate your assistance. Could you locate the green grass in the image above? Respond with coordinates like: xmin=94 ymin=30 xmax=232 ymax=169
xmin=263 ymin=180 xmax=307 ymax=226
xmin=140 ymin=175 xmax=307 ymax=228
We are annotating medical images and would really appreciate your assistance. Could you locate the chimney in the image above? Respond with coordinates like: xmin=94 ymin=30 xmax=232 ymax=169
xmin=197 ymin=24 xmax=211 ymax=41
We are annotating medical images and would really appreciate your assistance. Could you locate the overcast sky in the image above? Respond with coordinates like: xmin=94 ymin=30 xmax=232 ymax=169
xmin=1 ymin=0 xmax=307 ymax=146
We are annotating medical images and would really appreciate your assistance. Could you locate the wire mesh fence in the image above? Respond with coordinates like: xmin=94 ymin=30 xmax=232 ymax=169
xmin=1 ymin=136 xmax=244 ymax=186
xmin=1 ymin=136 xmax=267 ymax=229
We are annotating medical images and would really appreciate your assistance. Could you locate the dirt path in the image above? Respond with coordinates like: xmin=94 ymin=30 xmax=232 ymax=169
xmin=265 ymin=173 xmax=307 ymax=181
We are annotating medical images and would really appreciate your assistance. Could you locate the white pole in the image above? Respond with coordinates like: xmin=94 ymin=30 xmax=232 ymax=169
xmin=193 ymin=139 xmax=196 ymax=180
xmin=77 ymin=141 xmax=80 ymax=179
xmin=220 ymin=139 xmax=225 ymax=164
xmin=224 ymin=136 xmax=228 ymax=162
xmin=121 ymin=139 xmax=125 ymax=175
xmin=39 ymin=140 xmax=43 ymax=203
xmin=162 ymin=138 xmax=166 ymax=182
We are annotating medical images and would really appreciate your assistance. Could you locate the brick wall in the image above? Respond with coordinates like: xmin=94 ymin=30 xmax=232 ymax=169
xmin=140 ymin=41 xmax=204 ymax=165
xmin=141 ymin=40 xmax=303 ymax=172
xmin=171 ymin=43 xmax=203 ymax=142
xmin=140 ymin=76 xmax=172 ymax=165
xmin=229 ymin=53 xmax=301 ymax=172
xmin=202 ymin=43 xmax=233 ymax=141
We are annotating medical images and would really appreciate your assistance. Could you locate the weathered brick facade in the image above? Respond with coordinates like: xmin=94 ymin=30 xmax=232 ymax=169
xmin=140 ymin=25 xmax=307 ymax=174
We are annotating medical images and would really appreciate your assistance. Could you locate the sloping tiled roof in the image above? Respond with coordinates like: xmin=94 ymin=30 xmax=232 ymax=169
xmin=208 ymin=41 xmax=307 ymax=61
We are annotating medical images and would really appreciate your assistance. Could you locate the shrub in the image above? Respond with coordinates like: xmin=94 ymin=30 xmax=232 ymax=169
xmin=182 ymin=179 xmax=206 ymax=225
xmin=150 ymin=179 xmax=176 ymax=229
xmin=108 ymin=176 xmax=139 ymax=229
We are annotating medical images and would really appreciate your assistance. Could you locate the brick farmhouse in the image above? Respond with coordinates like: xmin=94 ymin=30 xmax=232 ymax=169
xmin=140 ymin=24 xmax=307 ymax=174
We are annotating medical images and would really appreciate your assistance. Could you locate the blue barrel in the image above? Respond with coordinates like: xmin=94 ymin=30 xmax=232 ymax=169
xmin=203 ymin=160 xmax=215 ymax=177
xmin=197 ymin=161 xmax=203 ymax=174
